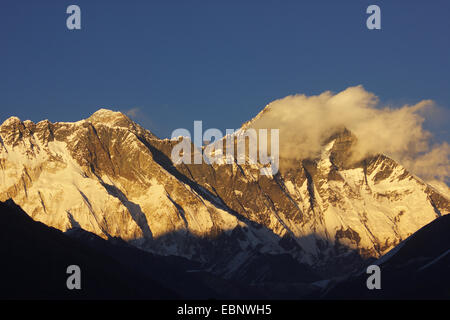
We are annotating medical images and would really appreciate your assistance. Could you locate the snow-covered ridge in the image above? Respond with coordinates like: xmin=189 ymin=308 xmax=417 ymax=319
xmin=0 ymin=116 xmax=21 ymax=127
xmin=1 ymin=108 xmax=142 ymax=130
xmin=87 ymin=108 xmax=130 ymax=125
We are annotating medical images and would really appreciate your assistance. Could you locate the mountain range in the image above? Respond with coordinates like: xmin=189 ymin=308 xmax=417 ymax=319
xmin=0 ymin=107 xmax=448 ymax=298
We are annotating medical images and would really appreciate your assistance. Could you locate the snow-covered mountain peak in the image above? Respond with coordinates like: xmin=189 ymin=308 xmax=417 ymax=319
xmin=240 ymin=104 xmax=272 ymax=130
xmin=84 ymin=108 xmax=158 ymax=140
xmin=1 ymin=116 xmax=22 ymax=127
xmin=87 ymin=108 xmax=132 ymax=127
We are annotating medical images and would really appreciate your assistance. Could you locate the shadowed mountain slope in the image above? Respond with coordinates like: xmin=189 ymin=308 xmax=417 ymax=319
xmin=322 ymin=214 xmax=450 ymax=299
xmin=0 ymin=199 xmax=178 ymax=299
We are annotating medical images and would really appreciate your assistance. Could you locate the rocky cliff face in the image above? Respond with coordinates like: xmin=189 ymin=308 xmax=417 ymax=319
xmin=0 ymin=109 xmax=448 ymax=278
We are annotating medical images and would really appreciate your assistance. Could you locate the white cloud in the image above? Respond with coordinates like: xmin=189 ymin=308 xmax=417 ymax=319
xmin=124 ymin=107 xmax=140 ymax=118
xmin=248 ymin=85 xmax=449 ymax=186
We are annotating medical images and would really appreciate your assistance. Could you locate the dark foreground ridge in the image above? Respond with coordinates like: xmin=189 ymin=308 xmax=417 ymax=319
xmin=0 ymin=199 xmax=177 ymax=299
xmin=323 ymin=214 xmax=450 ymax=299
xmin=0 ymin=200 xmax=317 ymax=299
xmin=0 ymin=199 xmax=449 ymax=299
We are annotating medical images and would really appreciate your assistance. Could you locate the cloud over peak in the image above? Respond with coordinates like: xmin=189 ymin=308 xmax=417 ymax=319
xmin=248 ymin=85 xmax=448 ymax=187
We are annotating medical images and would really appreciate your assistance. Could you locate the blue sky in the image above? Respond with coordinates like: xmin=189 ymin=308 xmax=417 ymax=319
xmin=0 ymin=0 xmax=449 ymax=142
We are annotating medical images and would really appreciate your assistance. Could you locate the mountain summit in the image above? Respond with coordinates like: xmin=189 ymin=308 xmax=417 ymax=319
xmin=0 ymin=108 xmax=448 ymax=278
